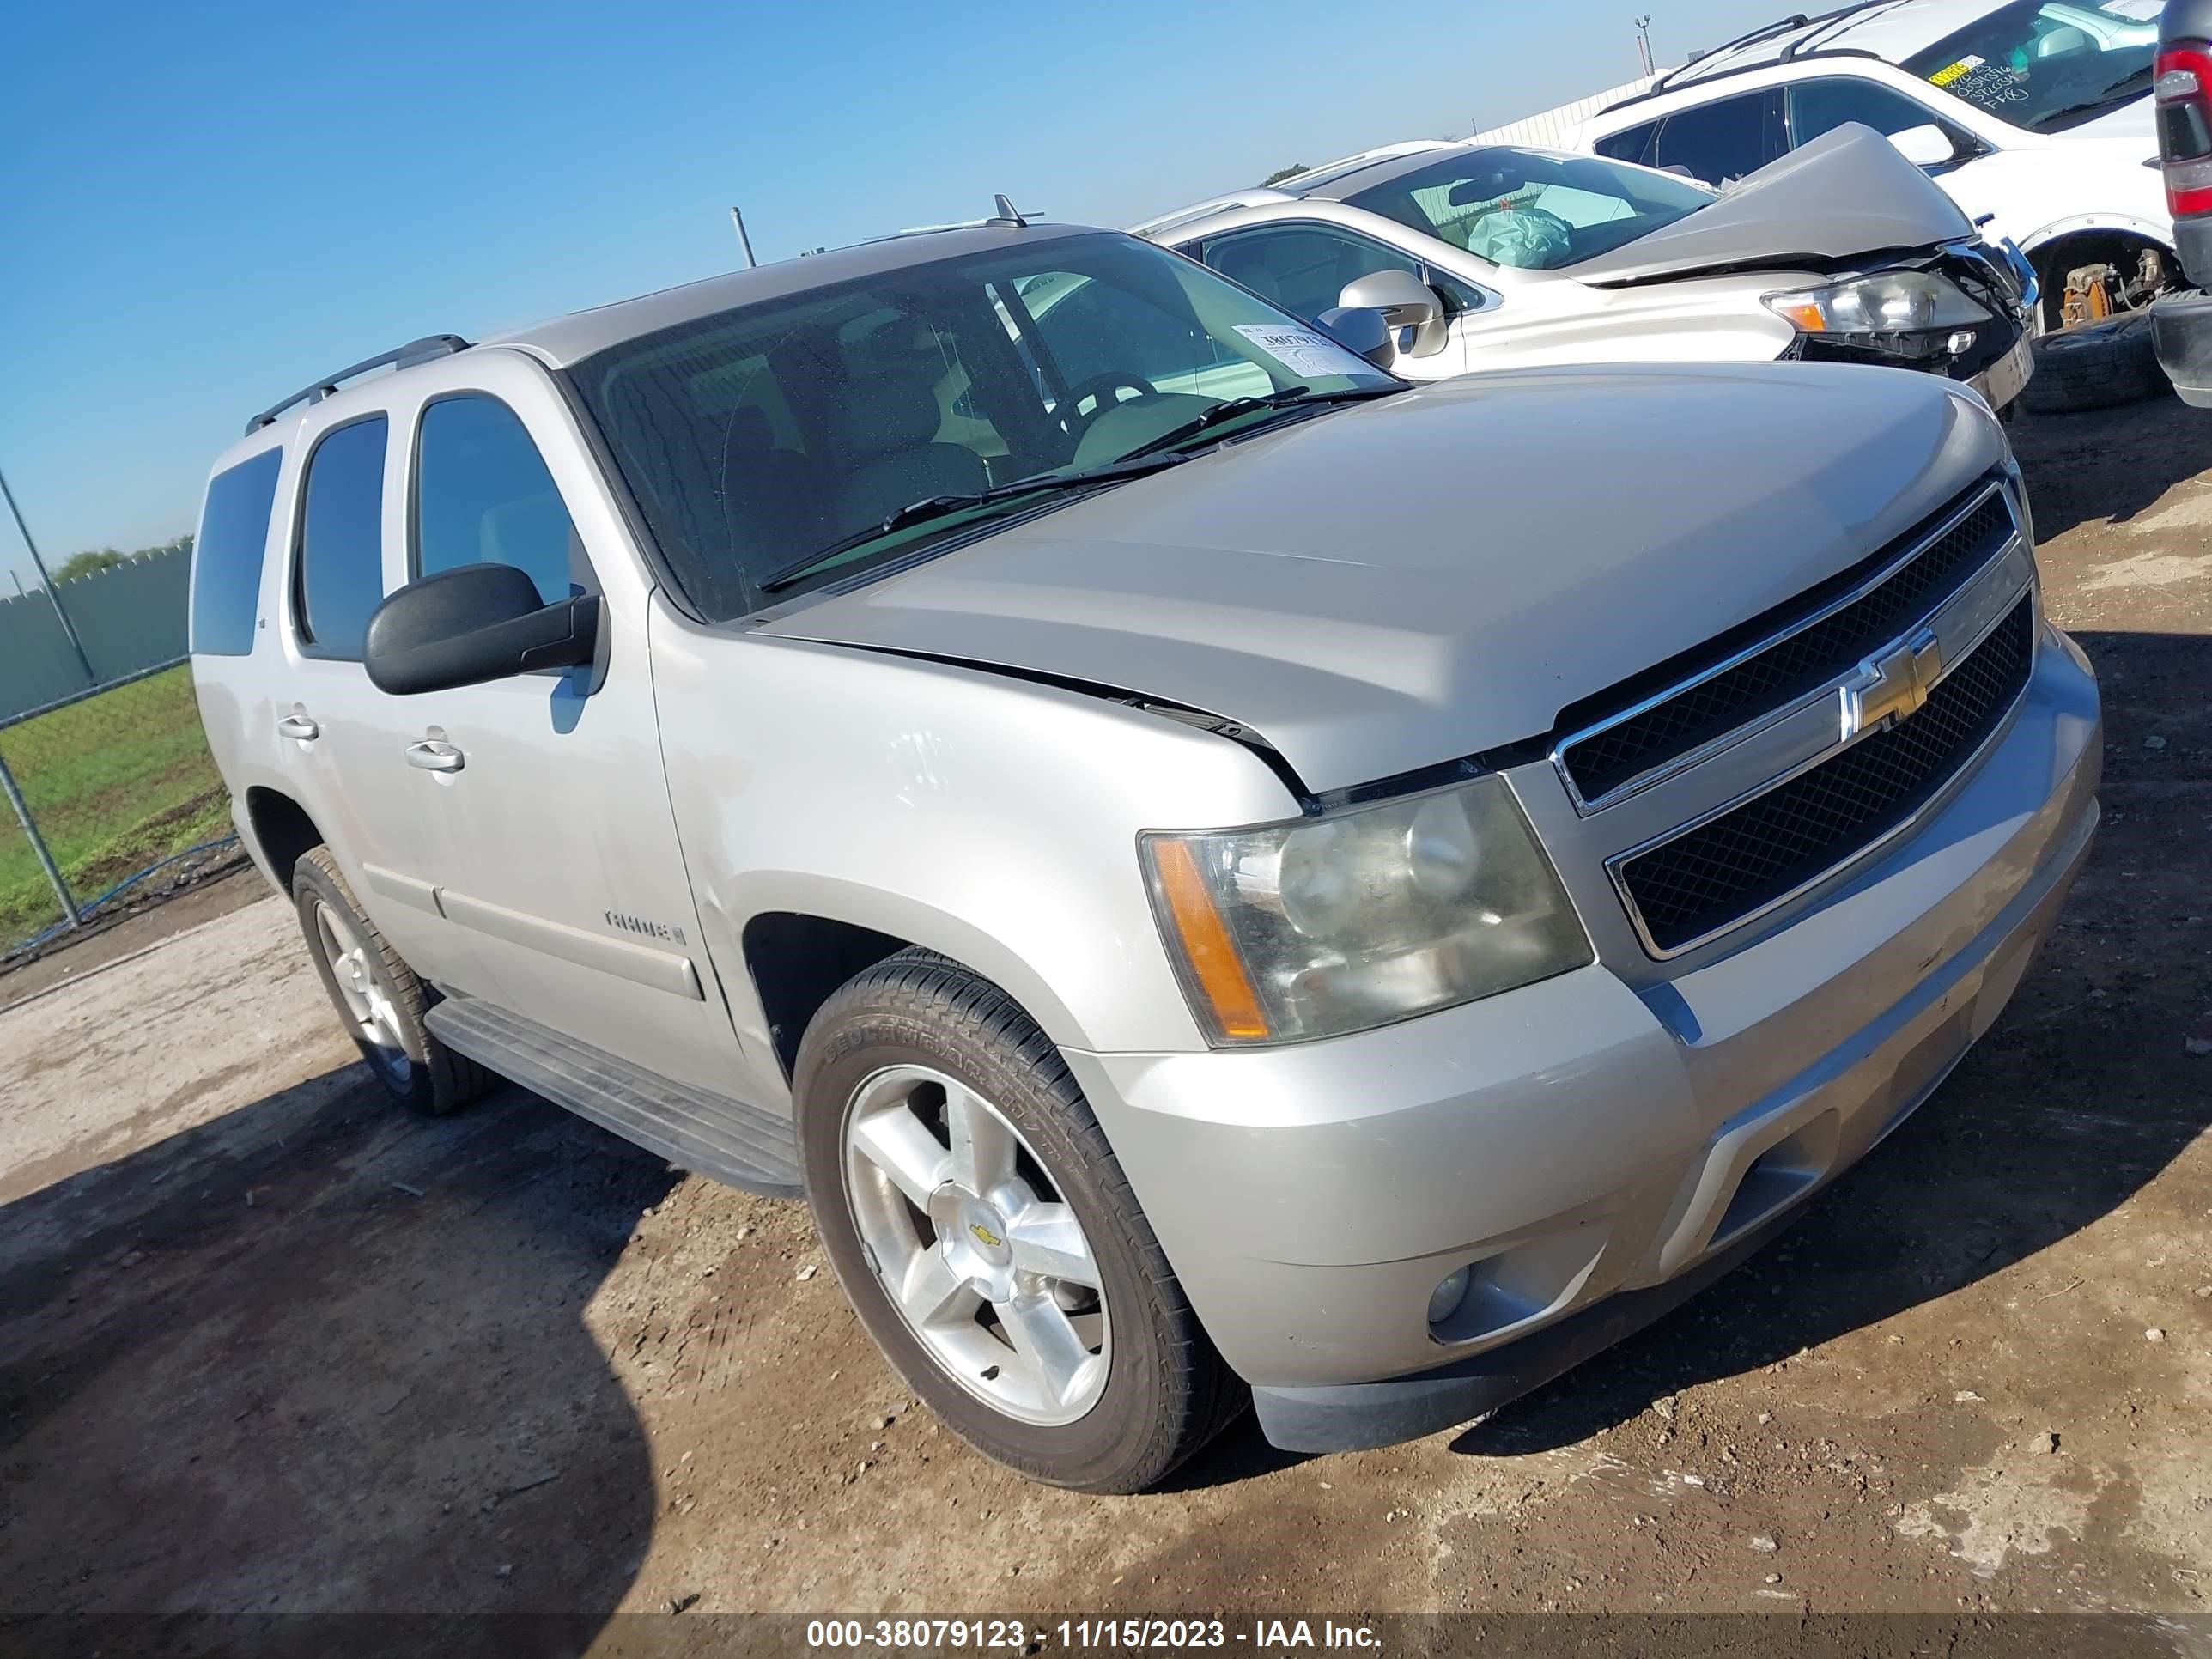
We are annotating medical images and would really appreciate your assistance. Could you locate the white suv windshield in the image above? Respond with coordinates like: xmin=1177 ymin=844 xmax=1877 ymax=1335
xmin=568 ymin=232 xmax=1395 ymax=617
xmin=1901 ymin=0 xmax=2156 ymax=132
xmin=1341 ymin=148 xmax=1717 ymax=270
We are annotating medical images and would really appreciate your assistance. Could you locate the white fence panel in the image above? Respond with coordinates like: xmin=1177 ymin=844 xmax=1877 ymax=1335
xmin=1471 ymin=75 xmax=1658 ymax=150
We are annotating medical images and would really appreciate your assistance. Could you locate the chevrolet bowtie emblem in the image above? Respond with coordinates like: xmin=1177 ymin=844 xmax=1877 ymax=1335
xmin=1841 ymin=627 xmax=1944 ymax=744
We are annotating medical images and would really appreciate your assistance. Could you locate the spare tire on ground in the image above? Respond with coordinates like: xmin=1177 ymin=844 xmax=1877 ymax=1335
xmin=2022 ymin=312 xmax=2171 ymax=414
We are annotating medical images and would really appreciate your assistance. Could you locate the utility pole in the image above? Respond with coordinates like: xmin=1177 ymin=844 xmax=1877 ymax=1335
xmin=0 ymin=462 xmax=95 ymax=684
xmin=1633 ymin=14 xmax=1656 ymax=76
xmin=729 ymin=207 xmax=758 ymax=270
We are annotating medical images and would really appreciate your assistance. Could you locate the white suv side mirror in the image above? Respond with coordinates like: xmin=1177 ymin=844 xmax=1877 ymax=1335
xmin=1888 ymin=124 xmax=1958 ymax=168
xmin=1336 ymin=270 xmax=1451 ymax=358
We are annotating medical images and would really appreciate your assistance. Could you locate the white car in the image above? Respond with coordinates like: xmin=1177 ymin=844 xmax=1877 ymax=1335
xmin=1571 ymin=0 xmax=2169 ymax=326
xmin=1133 ymin=125 xmax=2037 ymax=411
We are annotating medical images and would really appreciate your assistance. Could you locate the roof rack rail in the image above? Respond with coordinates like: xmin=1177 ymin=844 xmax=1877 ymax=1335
xmin=1598 ymin=2 xmax=1899 ymax=117
xmin=246 ymin=334 xmax=471 ymax=434
xmin=1781 ymin=0 xmax=1906 ymax=59
xmin=1646 ymin=11 xmax=1811 ymax=95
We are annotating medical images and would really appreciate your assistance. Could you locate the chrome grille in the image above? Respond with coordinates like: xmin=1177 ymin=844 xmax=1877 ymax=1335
xmin=1614 ymin=598 xmax=2035 ymax=956
xmin=1558 ymin=485 xmax=2016 ymax=807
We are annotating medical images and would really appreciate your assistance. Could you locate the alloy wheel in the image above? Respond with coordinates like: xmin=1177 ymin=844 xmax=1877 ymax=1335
xmin=841 ymin=1064 xmax=1109 ymax=1425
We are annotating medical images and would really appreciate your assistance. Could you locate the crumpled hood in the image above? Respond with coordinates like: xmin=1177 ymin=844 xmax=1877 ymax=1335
xmin=765 ymin=362 xmax=2004 ymax=796
xmin=1572 ymin=123 xmax=1978 ymax=285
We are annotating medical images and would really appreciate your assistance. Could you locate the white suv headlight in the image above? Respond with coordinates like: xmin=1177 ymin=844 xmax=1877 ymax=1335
xmin=1140 ymin=776 xmax=1592 ymax=1046
xmin=1766 ymin=270 xmax=1990 ymax=343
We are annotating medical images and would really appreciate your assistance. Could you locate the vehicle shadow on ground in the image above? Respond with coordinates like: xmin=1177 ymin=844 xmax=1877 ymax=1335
xmin=1451 ymin=625 xmax=2210 ymax=1459
xmin=2011 ymin=393 xmax=2212 ymax=543
xmin=0 ymin=1061 xmax=676 ymax=1631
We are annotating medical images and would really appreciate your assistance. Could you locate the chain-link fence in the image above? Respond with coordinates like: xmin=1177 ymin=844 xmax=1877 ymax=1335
xmin=0 ymin=660 xmax=245 ymax=963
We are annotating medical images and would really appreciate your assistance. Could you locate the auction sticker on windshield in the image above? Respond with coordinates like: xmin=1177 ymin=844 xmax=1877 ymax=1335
xmin=1232 ymin=324 xmax=1376 ymax=380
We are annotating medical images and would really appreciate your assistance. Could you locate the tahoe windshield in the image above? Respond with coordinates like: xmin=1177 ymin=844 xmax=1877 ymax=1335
xmin=1902 ymin=0 xmax=2156 ymax=132
xmin=567 ymin=231 xmax=1396 ymax=616
xmin=1342 ymin=147 xmax=1717 ymax=270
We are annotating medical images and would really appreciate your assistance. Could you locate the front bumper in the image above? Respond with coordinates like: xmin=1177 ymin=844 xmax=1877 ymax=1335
xmin=1065 ymin=622 xmax=2100 ymax=1453
xmin=2152 ymin=287 xmax=2212 ymax=409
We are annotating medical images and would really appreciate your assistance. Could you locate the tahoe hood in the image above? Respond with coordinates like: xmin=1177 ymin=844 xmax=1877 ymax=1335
xmin=765 ymin=362 xmax=2006 ymax=796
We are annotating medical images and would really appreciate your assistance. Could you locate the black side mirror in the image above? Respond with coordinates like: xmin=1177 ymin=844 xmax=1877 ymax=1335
xmin=364 ymin=563 xmax=600 ymax=696
xmin=1315 ymin=305 xmax=1396 ymax=370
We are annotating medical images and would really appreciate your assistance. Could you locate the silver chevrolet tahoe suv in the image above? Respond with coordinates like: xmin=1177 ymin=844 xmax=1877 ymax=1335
xmin=189 ymin=220 xmax=2101 ymax=1492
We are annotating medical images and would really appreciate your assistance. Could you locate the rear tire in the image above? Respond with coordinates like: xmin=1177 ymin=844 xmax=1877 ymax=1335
xmin=293 ymin=847 xmax=486 ymax=1116
xmin=793 ymin=948 xmax=1244 ymax=1492
xmin=2022 ymin=312 xmax=2168 ymax=414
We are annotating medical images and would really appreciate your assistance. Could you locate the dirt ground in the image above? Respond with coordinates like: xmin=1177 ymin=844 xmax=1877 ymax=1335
xmin=3 ymin=395 xmax=2209 ymax=1644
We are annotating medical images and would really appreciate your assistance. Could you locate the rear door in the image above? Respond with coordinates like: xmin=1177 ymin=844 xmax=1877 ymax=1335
xmin=272 ymin=407 xmax=490 ymax=992
xmin=372 ymin=351 xmax=743 ymax=1096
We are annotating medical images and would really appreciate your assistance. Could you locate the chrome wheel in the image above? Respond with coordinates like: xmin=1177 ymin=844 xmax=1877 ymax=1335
xmin=842 ymin=1064 xmax=1109 ymax=1425
xmin=313 ymin=899 xmax=413 ymax=1088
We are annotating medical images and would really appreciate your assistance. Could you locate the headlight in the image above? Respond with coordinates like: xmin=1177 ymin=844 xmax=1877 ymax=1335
xmin=1765 ymin=270 xmax=1990 ymax=349
xmin=1140 ymin=775 xmax=1592 ymax=1046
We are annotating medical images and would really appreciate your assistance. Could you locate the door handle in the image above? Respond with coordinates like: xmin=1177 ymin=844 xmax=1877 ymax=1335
xmin=404 ymin=739 xmax=465 ymax=773
xmin=276 ymin=712 xmax=319 ymax=741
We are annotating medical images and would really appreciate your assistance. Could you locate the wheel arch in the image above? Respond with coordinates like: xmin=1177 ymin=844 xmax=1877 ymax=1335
xmin=735 ymin=885 xmax=1102 ymax=1088
xmin=2021 ymin=222 xmax=2177 ymax=324
xmin=241 ymin=786 xmax=324 ymax=895
xmin=2016 ymin=216 xmax=2174 ymax=264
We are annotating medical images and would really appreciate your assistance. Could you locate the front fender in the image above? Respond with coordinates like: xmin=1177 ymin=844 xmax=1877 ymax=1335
xmin=647 ymin=600 xmax=1302 ymax=1103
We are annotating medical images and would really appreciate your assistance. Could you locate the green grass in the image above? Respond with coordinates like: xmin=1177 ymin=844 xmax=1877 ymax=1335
xmin=0 ymin=665 xmax=230 ymax=945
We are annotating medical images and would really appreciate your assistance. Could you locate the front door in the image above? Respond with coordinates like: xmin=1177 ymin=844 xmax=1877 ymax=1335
xmin=1195 ymin=223 xmax=1472 ymax=380
xmin=372 ymin=356 xmax=746 ymax=1097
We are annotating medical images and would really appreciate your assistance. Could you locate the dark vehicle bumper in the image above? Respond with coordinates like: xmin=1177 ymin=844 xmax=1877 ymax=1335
xmin=2153 ymin=287 xmax=2212 ymax=408
xmin=2178 ymin=218 xmax=2212 ymax=292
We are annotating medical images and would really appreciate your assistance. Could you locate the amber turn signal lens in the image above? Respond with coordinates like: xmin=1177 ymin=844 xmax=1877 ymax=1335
xmin=1149 ymin=837 xmax=1271 ymax=1042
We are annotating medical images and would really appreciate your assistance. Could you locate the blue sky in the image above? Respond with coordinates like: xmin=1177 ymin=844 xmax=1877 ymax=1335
xmin=0 ymin=0 xmax=1783 ymax=582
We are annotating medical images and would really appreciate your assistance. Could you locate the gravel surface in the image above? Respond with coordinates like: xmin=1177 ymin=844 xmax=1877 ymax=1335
xmin=2 ymin=398 xmax=2208 ymax=1630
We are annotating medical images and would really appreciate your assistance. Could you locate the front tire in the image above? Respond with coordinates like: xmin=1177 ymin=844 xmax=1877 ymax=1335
xmin=294 ymin=847 xmax=485 ymax=1117
xmin=793 ymin=949 xmax=1244 ymax=1492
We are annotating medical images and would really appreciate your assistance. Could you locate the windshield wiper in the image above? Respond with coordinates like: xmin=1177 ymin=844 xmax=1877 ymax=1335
xmin=757 ymin=453 xmax=1188 ymax=593
xmin=1119 ymin=382 xmax=1404 ymax=461
xmin=2033 ymin=65 xmax=2154 ymax=130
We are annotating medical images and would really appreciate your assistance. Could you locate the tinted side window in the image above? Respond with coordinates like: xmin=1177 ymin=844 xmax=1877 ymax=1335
xmin=415 ymin=396 xmax=581 ymax=605
xmin=1650 ymin=89 xmax=1787 ymax=185
xmin=295 ymin=416 xmax=388 ymax=660
xmin=1202 ymin=226 xmax=1419 ymax=326
xmin=1592 ymin=120 xmax=1660 ymax=167
xmin=1022 ymin=274 xmax=1226 ymax=386
xmin=1790 ymin=76 xmax=1960 ymax=148
xmin=190 ymin=449 xmax=283 ymax=656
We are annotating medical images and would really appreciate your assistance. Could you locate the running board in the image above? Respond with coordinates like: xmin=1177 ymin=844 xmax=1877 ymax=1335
xmin=425 ymin=996 xmax=801 ymax=1197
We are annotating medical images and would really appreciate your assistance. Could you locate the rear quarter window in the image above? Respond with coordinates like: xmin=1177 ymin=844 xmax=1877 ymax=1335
xmin=189 ymin=448 xmax=283 ymax=657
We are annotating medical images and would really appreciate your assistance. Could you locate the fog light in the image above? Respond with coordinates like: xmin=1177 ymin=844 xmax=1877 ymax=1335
xmin=1946 ymin=329 xmax=1977 ymax=356
xmin=1426 ymin=1265 xmax=1473 ymax=1326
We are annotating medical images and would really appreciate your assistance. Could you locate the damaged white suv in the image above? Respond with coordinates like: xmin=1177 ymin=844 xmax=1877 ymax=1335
xmin=1138 ymin=125 xmax=2038 ymax=411
xmin=190 ymin=217 xmax=2100 ymax=1491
